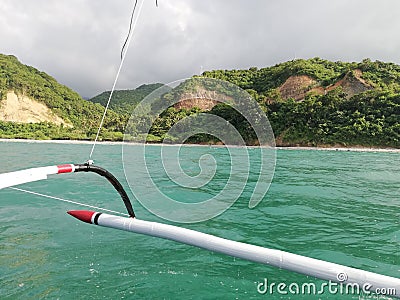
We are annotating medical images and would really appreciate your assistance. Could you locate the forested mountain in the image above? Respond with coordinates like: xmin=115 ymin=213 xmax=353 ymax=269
xmin=0 ymin=54 xmax=399 ymax=147
xmin=0 ymin=54 xmax=124 ymax=140
xmin=202 ymin=57 xmax=400 ymax=96
xmin=140 ymin=58 xmax=399 ymax=147
xmin=88 ymin=83 xmax=163 ymax=115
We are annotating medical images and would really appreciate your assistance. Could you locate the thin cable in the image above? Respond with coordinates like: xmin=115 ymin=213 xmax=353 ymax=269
xmin=121 ymin=0 xmax=138 ymax=60
xmin=88 ymin=0 xmax=145 ymax=160
xmin=9 ymin=187 xmax=129 ymax=216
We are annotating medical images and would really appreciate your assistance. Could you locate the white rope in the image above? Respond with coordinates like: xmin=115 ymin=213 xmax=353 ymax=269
xmin=89 ymin=0 xmax=145 ymax=160
xmin=9 ymin=187 xmax=129 ymax=216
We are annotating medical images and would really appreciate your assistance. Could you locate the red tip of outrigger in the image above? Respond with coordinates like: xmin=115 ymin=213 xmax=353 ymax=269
xmin=67 ymin=210 xmax=96 ymax=224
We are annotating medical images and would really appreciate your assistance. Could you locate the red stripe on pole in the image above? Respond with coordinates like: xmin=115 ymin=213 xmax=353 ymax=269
xmin=57 ymin=164 xmax=74 ymax=174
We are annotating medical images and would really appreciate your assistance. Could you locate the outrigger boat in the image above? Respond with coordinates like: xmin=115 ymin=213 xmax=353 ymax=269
xmin=1 ymin=162 xmax=399 ymax=297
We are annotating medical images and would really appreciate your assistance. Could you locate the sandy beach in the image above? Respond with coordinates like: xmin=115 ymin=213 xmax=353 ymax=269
xmin=1 ymin=138 xmax=399 ymax=153
xmin=0 ymin=138 xmax=124 ymax=146
xmin=275 ymin=146 xmax=400 ymax=153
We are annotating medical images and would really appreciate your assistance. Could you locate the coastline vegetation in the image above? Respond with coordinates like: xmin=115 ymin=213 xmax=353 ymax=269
xmin=0 ymin=54 xmax=399 ymax=147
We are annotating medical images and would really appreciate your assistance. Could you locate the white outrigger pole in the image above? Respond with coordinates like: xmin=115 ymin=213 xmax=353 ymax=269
xmin=0 ymin=163 xmax=135 ymax=216
xmin=1 ymin=164 xmax=399 ymax=297
xmin=68 ymin=210 xmax=400 ymax=296
xmin=0 ymin=164 xmax=76 ymax=190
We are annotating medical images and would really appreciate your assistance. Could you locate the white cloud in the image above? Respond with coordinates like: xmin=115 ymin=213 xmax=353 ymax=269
xmin=1 ymin=0 xmax=400 ymax=97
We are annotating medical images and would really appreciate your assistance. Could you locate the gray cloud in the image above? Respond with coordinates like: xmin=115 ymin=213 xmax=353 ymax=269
xmin=1 ymin=0 xmax=400 ymax=97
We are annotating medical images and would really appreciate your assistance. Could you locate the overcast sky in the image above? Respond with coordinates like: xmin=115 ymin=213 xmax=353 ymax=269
xmin=1 ymin=0 xmax=400 ymax=98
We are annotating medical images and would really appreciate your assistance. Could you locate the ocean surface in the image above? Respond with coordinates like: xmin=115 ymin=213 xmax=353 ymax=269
xmin=0 ymin=141 xmax=399 ymax=299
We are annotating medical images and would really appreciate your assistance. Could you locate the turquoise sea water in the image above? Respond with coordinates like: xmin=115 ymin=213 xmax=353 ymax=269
xmin=0 ymin=141 xmax=399 ymax=299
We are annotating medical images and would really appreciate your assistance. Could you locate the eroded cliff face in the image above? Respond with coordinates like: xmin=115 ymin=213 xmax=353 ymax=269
xmin=324 ymin=69 xmax=373 ymax=98
xmin=173 ymin=88 xmax=232 ymax=111
xmin=278 ymin=69 xmax=373 ymax=101
xmin=174 ymin=98 xmax=219 ymax=111
xmin=173 ymin=70 xmax=373 ymax=111
xmin=278 ymin=75 xmax=318 ymax=101
xmin=0 ymin=91 xmax=72 ymax=127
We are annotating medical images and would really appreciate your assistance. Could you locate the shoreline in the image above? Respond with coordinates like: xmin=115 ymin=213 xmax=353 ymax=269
xmin=275 ymin=146 xmax=400 ymax=153
xmin=0 ymin=138 xmax=399 ymax=153
xmin=0 ymin=138 xmax=124 ymax=145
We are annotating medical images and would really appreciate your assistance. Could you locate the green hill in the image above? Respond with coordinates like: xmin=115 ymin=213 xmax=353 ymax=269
xmin=198 ymin=58 xmax=400 ymax=147
xmin=137 ymin=58 xmax=400 ymax=147
xmin=202 ymin=58 xmax=400 ymax=95
xmin=89 ymin=83 xmax=163 ymax=115
xmin=0 ymin=54 xmax=399 ymax=147
xmin=0 ymin=54 xmax=123 ymax=140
